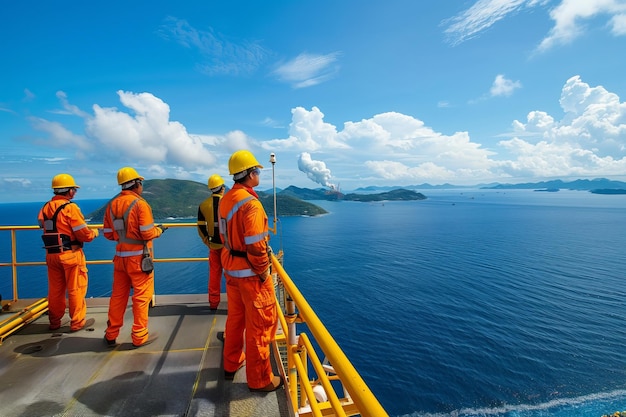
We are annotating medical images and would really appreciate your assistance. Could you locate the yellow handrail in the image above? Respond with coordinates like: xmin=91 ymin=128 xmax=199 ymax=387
xmin=0 ymin=223 xmax=388 ymax=417
xmin=271 ymin=253 xmax=388 ymax=417
xmin=0 ymin=223 xmax=205 ymax=300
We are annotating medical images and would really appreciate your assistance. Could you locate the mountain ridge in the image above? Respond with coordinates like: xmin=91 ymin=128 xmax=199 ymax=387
xmin=86 ymin=179 xmax=427 ymax=222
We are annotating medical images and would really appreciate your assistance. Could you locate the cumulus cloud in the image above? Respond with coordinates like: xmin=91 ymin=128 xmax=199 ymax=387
xmin=18 ymin=75 xmax=626 ymax=192
xmin=501 ymin=75 xmax=626 ymax=177
xmin=86 ymin=90 xmax=217 ymax=168
xmin=273 ymin=52 xmax=341 ymax=88
xmin=264 ymin=106 xmax=498 ymax=185
xmin=27 ymin=91 xmax=219 ymax=175
xmin=263 ymin=75 xmax=626 ymax=186
xmin=261 ymin=106 xmax=350 ymax=151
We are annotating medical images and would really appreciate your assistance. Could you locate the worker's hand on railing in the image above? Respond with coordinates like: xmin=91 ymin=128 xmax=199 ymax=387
xmin=157 ymin=224 xmax=169 ymax=233
xmin=92 ymin=228 xmax=99 ymax=238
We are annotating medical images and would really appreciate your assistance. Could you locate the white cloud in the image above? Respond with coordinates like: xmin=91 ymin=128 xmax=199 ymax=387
xmin=273 ymin=52 xmax=341 ymax=88
xmin=443 ymin=0 xmax=548 ymax=46
xmin=500 ymin=75 xmax=626 ymax=178
xmin=29 ymin=117 xmax=93 ymax=154
xmin=23 ymin=89 xmax=35 ymax=102
xmin=610 ymin=12 xmax=626 ymax=34
xmin=86 ymin=90 xmax=217 ymax=169
xmin=53 ymin=91 xmax=89 ymax=117
xmin=158 ymin=17 xmax=268 ymax=76
xmin=261 ymin=106 xmax=350 ymax=151
xmin=260 ymin=75 xmax=626 ymax=186
xmin=2 ymin=178 xmax=32 ymax=187
xmin=14 ymin=75 xmax=626 ymax=193
xmin=538 ymin=0 xmax=626 ymax=52
xmin=443 ymin=0 xmax=626 ymax=53
xmin=490 ymin=74 xmax=522 ymax=97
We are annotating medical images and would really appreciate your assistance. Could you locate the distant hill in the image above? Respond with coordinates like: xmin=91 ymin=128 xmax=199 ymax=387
xmin=279 ymin=185 xmax=426 ymax=201
xmin=87 ymin=180 xmax=432 ymax=222
xmin=590 ymin=189 xmax=626 ymax=195
xmin=483 ymin=178 xmax=626 ymax=191
xmin=353 ymin=178 xmax=626 ymax=192
xmin=87 ymin=179 xmax=328 ymax=222
xmin=343 ymin=189 xmax=426 ymax=202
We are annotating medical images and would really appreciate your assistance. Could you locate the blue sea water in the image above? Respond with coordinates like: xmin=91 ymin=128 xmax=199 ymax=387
xmin=1 ymin=189 xmax=626 ymax=417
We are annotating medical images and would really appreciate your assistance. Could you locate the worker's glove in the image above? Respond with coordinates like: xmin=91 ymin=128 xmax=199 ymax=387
xmin=92 ymin=228 xmax=100 ymax=238
xmin=157 ymin=224 xmax=169 ymax=233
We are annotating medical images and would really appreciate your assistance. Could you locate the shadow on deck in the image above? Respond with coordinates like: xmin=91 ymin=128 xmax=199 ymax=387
xmin=0 ymin=294 xmax=289 ymax=417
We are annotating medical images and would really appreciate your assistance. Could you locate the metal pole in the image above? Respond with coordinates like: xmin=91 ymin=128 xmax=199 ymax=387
xmin=270 ymin=152 xmax=277 ymax=234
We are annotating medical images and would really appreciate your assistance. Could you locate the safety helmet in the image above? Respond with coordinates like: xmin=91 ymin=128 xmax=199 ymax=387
xmin=51 ymin=173 xmax=80 ymax=189
xmin=228 ymin=150 xmax=263 ymax=176
xmin=117 ymin=167 xmax=144 ymax=186
xmin=208 ymin=174 xmax=225 ymax=192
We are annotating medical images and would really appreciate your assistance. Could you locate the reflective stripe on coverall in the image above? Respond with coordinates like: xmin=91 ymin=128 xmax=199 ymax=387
xmin=218 ymin=183 xmax=277 ymax=389
xmin=103 ymin=190 xmax=162 ymax=346
xmin=197 ymin=194 xmax=224 ymax=308
xmin=37 ymin=196 xmax=97 ymax=331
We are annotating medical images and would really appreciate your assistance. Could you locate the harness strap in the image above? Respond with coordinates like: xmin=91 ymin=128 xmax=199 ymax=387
xmin=42 ymin=202 xmax=79 ymax=251
xmin=110 ymin=198 xmax=145 ymax=246
xmin=42 ymin=202 xmax=73 ymax=231
xmin=230 ymin=249 xmax=247 ymax=258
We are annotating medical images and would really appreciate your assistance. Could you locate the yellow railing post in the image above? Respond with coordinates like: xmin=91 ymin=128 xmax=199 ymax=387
xmin=271 ymin=253 xmax=388 ymax=417
xmin=0 ymin=223 xmax=388 ymax=416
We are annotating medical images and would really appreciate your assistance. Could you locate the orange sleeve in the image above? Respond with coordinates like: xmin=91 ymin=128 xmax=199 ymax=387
xmin=67 ymin=204 xmax=97 ymax=243
xmin=136 ymin=199 xmax=162 ymax=241
xmin=242 ymin=198 xmax=269 ymax=276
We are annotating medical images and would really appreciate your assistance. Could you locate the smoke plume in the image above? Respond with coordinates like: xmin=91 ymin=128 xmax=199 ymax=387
xmin=297 ymin=152 xmax=336 ymax=189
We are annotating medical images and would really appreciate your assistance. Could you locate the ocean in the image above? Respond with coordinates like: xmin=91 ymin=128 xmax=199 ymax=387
xmin=1 ymin=189 xmax=626 ymax=417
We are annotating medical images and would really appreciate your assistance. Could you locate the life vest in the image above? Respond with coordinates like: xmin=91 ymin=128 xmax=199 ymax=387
xmin=41 ymin=202 xmax=80 ymax=253
xmin=198 ymin=194 xmax=223 ymax=248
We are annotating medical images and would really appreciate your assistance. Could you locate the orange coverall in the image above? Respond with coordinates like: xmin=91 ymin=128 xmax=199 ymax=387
xmin=197 ymin=194 xmax=224 ymax=309
xmin=103 ymin=190 xmax=163 ymax=346
xmin=218 ymin=183 xmax=277 ymax=389
xmin=38 ymin=196 xmax=98 ymax=331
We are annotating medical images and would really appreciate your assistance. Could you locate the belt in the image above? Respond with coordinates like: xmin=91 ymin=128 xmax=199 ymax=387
xmin=46 ymin=246 xmax=72 ymax=254
xmin=230 ymin=249 xmax=247 ymax=258
xmin=115 ymin=249 xmax=144 ymax=257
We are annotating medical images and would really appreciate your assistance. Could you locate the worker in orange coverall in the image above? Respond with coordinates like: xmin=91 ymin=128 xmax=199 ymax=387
xmin=197 ymin=174 xmax=226 ymax=310
xmin=38 ymin=173 xmax=99 ymax=332
xmin=102 ymin=167 xmax=166 ymax=348
xmin=218 ymin=150 xmax=282 ymax=392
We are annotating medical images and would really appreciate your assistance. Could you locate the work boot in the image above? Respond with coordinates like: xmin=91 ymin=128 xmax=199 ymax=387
xmin=224 ymin=362 xmax=244 ymax=380
xmin=104 ymin=337 xmax=118 ymax=348
xmin=70 ymin=317 xmax=95 ymax=332
xmin=132 ymin=332 xmax=159 ymax=349
xmin=249 ymin=376 xmax=283 ymax=392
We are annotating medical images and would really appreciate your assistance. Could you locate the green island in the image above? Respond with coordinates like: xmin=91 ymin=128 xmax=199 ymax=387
xmin=87 ymin=179 xmax=426 ymax=221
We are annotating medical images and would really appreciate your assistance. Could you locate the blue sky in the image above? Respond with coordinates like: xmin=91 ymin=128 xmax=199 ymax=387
xmin=2 ymin=1 xmax=626 ymax=202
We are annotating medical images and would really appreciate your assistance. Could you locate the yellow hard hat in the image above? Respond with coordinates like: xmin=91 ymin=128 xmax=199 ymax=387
xmin=52 ymin=173 xmax=79 ymax=189
xmin=117 ymin=167 xmax=144 ymax=185
xmin=228 ymin=150 xmax=263 ymax=176
xmin=208 ymin=174 xmax=225 ymax=191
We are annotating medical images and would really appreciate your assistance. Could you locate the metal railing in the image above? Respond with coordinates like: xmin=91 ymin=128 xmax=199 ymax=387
xmin=0 ymin=222 xmax=387 ymax=417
